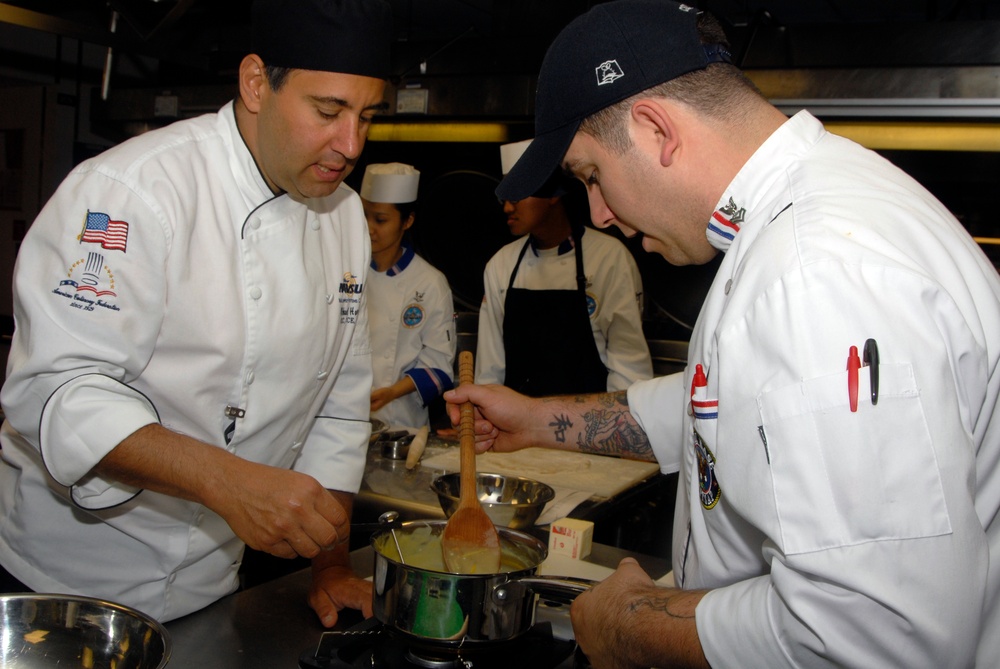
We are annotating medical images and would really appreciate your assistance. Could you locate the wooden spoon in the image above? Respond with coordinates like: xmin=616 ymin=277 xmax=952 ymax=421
xmin=440 ymin=350 xmax=502 ymax=574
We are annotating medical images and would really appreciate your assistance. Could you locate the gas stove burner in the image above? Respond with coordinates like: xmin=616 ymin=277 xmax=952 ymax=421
xmin=402 ymin=647 xmax=467 ymax=669
xmin=299 ymin=617 xmax=585 ymax=669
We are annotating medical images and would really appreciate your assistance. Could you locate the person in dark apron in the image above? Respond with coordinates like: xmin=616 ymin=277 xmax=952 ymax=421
xmin=502 ymin=221 xmax=608 ymax=396
xmin=475 ymin=139 xmax=652 ymax=397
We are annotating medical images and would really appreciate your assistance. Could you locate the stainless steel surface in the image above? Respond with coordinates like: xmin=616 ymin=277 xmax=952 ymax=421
xmin=355 ymin=436 xmax=456 ymax=524
xmin=0 ymin=593 xmax=170 ymax=668
xmin=432 ymin=472 xmax=556 ymax=530
xmin=371 ymin=520 xmax=548 ymax=644
xmin=162 ymin=543 xmax=669 ymax=668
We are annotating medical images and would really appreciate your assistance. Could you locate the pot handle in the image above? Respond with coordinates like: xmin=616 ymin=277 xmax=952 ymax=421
xmin=493 ymin=575 xmax=595 ymax=607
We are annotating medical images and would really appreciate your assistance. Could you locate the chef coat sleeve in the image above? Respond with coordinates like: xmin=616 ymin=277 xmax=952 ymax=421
xmin=598 ymin=241 xmax=653 ymax=390
xmin=1 ymin=167 xmax=167 ymax=508
xmin=474 ymin=253 xmax=507 ymax=385
xmin=403 ymin=272 xmax=456 ymax=405
xmin=626 ymin=373 xmax=685 ymax=473
xmin=694 ymin=261 xmax=988 ymax=668
xmin=293 ymin=270 xmax=375 ymax=493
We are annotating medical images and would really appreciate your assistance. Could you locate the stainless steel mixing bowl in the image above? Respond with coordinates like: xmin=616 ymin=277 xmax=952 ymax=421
xmin=0 ymin=593 xmax=170 ymax=668
xmin=431 ymin=472 xmax=556 ymax=529
xmin=369 ymin=417 xmax=388 ymax=445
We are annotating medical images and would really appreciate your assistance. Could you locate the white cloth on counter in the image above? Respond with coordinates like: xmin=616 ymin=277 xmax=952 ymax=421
xmin=628 ymin=111 xmax=1000 ymax=668
xmin=0 ymin=101 xmax=373 ymax=622
xmin=368 ymin=245 xmax=455 ymax=430
xmin=476 ymin=227 xmax=652 ymax=391
xmin=535 ymin=489 xmax=594 ymax=527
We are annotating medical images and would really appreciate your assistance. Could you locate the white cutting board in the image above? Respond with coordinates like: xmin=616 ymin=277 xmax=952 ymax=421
xmin=419 ymin=447 xmax=660 ymax=499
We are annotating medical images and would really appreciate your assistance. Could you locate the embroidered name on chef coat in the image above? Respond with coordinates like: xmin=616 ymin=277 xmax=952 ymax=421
xmin=339 ymin=272 xmax=364 ymax=324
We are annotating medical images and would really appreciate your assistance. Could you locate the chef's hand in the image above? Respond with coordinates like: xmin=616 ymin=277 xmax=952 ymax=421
xmin=309 ymin=562 xmax=374 ymax=628
xmin=571 ymin=558 xmax=710 ymax=669
xmin=212 ymin=463 xmax=350 ymax=559
xmin=443 ymin=383 xmax=535 ymax=453
xmin=370 ymin=387 xmax=393 ymax=413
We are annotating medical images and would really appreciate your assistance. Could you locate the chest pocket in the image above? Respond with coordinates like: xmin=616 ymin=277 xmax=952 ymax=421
xmin=757 ymin=362 xmax=951 ymax=555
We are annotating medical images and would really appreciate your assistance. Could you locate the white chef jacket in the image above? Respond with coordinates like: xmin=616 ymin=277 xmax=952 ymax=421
xmin=628 ymin=111 xmax=1000 ymax=668
xmin=0 ymin=101 xmax=374 ymax=622
xmin=368 ymin=244 xmax=455 ymax=430
xmin=476 ymin=226 xmax=652 ymax=391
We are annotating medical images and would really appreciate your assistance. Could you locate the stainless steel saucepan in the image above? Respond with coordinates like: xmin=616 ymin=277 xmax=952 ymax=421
xmin=370 ymin=519 xmax=590 ymax=645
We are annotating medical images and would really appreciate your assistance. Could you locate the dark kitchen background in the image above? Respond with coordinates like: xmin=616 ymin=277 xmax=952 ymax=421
xmin=2 ymin=0 xmax=1000 ymax=379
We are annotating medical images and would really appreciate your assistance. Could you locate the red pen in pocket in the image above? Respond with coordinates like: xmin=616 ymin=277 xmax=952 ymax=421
xmin=847 ymin=345 xmax=861 ymax=412
xmin=690 ymin=364 xmax=718 ymax=419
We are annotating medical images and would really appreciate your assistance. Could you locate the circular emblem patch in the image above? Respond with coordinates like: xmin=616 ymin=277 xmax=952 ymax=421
xmin=402 ymin=304 xmax=424 ymax=328
xmin=586 ymin=293 xmax=597 ymax=317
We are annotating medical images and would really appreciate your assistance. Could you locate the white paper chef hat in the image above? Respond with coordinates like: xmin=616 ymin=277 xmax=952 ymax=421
xmin=360 ymin=162 xmax=420 ymax=203
xmin=500 ymin=139 xmax=532 ymax=176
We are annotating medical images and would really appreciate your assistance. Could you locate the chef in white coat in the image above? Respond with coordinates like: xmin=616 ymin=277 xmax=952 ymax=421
xmin=0 ymin=0 xmax=389 ymax=626
xmin=476 ymin=139 xmax=652 ymax=396
xmin=362 ymin=163 xmax=456 ymax=430
xmin=447 ymin=2 xmax=1000 ymax=668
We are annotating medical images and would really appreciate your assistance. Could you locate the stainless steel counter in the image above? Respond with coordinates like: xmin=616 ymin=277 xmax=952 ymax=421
xmin=164 ymin=543 xmax=670 ymax=668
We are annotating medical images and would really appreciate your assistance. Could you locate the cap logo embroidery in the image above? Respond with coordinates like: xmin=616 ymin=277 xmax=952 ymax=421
xmin=596 ymin=60 xmax=624 ymax=86
xmin=678 ymin=4 xmax=696 ymax=11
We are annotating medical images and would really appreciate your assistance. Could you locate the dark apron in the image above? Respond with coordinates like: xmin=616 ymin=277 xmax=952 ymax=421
xmin=502 ymin=228 xmax=608 ymax=397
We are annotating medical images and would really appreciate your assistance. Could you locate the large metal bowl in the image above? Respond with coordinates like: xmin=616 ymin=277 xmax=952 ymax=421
xmin=431 ymin=472 xmax=556 ymax=529
xmin=0 ymin=593 xmax=170 ymax=668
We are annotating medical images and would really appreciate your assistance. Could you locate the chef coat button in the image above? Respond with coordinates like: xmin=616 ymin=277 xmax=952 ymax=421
xmin=724 ymin=279 xmax=733 ymax=295
xmin=383 ymin=351 xmax=392 ymax=359
xmin=196 ymin=513 xmax=205 ymax=525
xmin=325 ymin=294 xmax=334 ymax=304
xmin=310 ymin=219 xmax=321 ymax=231
xmin=291 ymin=441 xmax=303 ymax=451
xmin=249 ymin=218 xmax=261 ymax=231
xmin=249 ymin=286 xmax=262 ymax=300
xmin=316 ymin=370 xmax=329 ymax=380
xmin=246 ymin=370 xmax=255 ymax=385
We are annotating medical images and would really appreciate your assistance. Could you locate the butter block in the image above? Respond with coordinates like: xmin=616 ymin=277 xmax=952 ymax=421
xmin=548 ymin=517 xmax=593 ymax=560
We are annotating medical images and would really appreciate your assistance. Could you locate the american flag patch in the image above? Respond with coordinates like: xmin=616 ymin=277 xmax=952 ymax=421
xmin=81 ymin=211 xmax=129 ymax=252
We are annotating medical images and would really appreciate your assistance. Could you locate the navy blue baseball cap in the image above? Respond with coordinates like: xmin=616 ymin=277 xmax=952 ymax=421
xmin=496 ymin=0 xmax=731 ymax=202
xmin=252 ymin=0 xmax=393 ymax=80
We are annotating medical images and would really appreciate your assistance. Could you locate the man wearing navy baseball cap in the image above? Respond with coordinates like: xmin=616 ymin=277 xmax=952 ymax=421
xmin=452 ymin=1 xmax=1000 ymax=667
xmin=1 ymin=0 xmax=393 ymax=628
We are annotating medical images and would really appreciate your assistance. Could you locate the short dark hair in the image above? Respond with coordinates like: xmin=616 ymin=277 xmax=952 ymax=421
xmin=579 ymin=12 xmax=766 ymax=154
xmin=394 ymin=201 xmax=417 ymax=222
xmin=264 ymin=64 xmax=292 ymax=92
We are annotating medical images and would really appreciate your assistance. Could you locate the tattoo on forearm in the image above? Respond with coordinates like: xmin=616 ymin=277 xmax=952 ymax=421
xmin=597 ymin=391 xmax=629 ymax=408
xmin=545 ymin=392 xmax=650 ymax=457
xmin=629 ymin=592 xmax=697 ymax=620
xmin=572 ymin=392 xmax=651 ymax=458
xmin=549 ymin=414 xmax=573 ymax=443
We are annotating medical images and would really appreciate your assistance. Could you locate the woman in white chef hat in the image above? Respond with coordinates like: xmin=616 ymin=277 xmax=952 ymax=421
xmin=362 ymin=162 xmax=456 ymax=430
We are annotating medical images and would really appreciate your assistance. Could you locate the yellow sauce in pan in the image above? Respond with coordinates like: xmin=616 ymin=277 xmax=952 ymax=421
xmin=374 ymin=525 xmax=538 ymax=573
